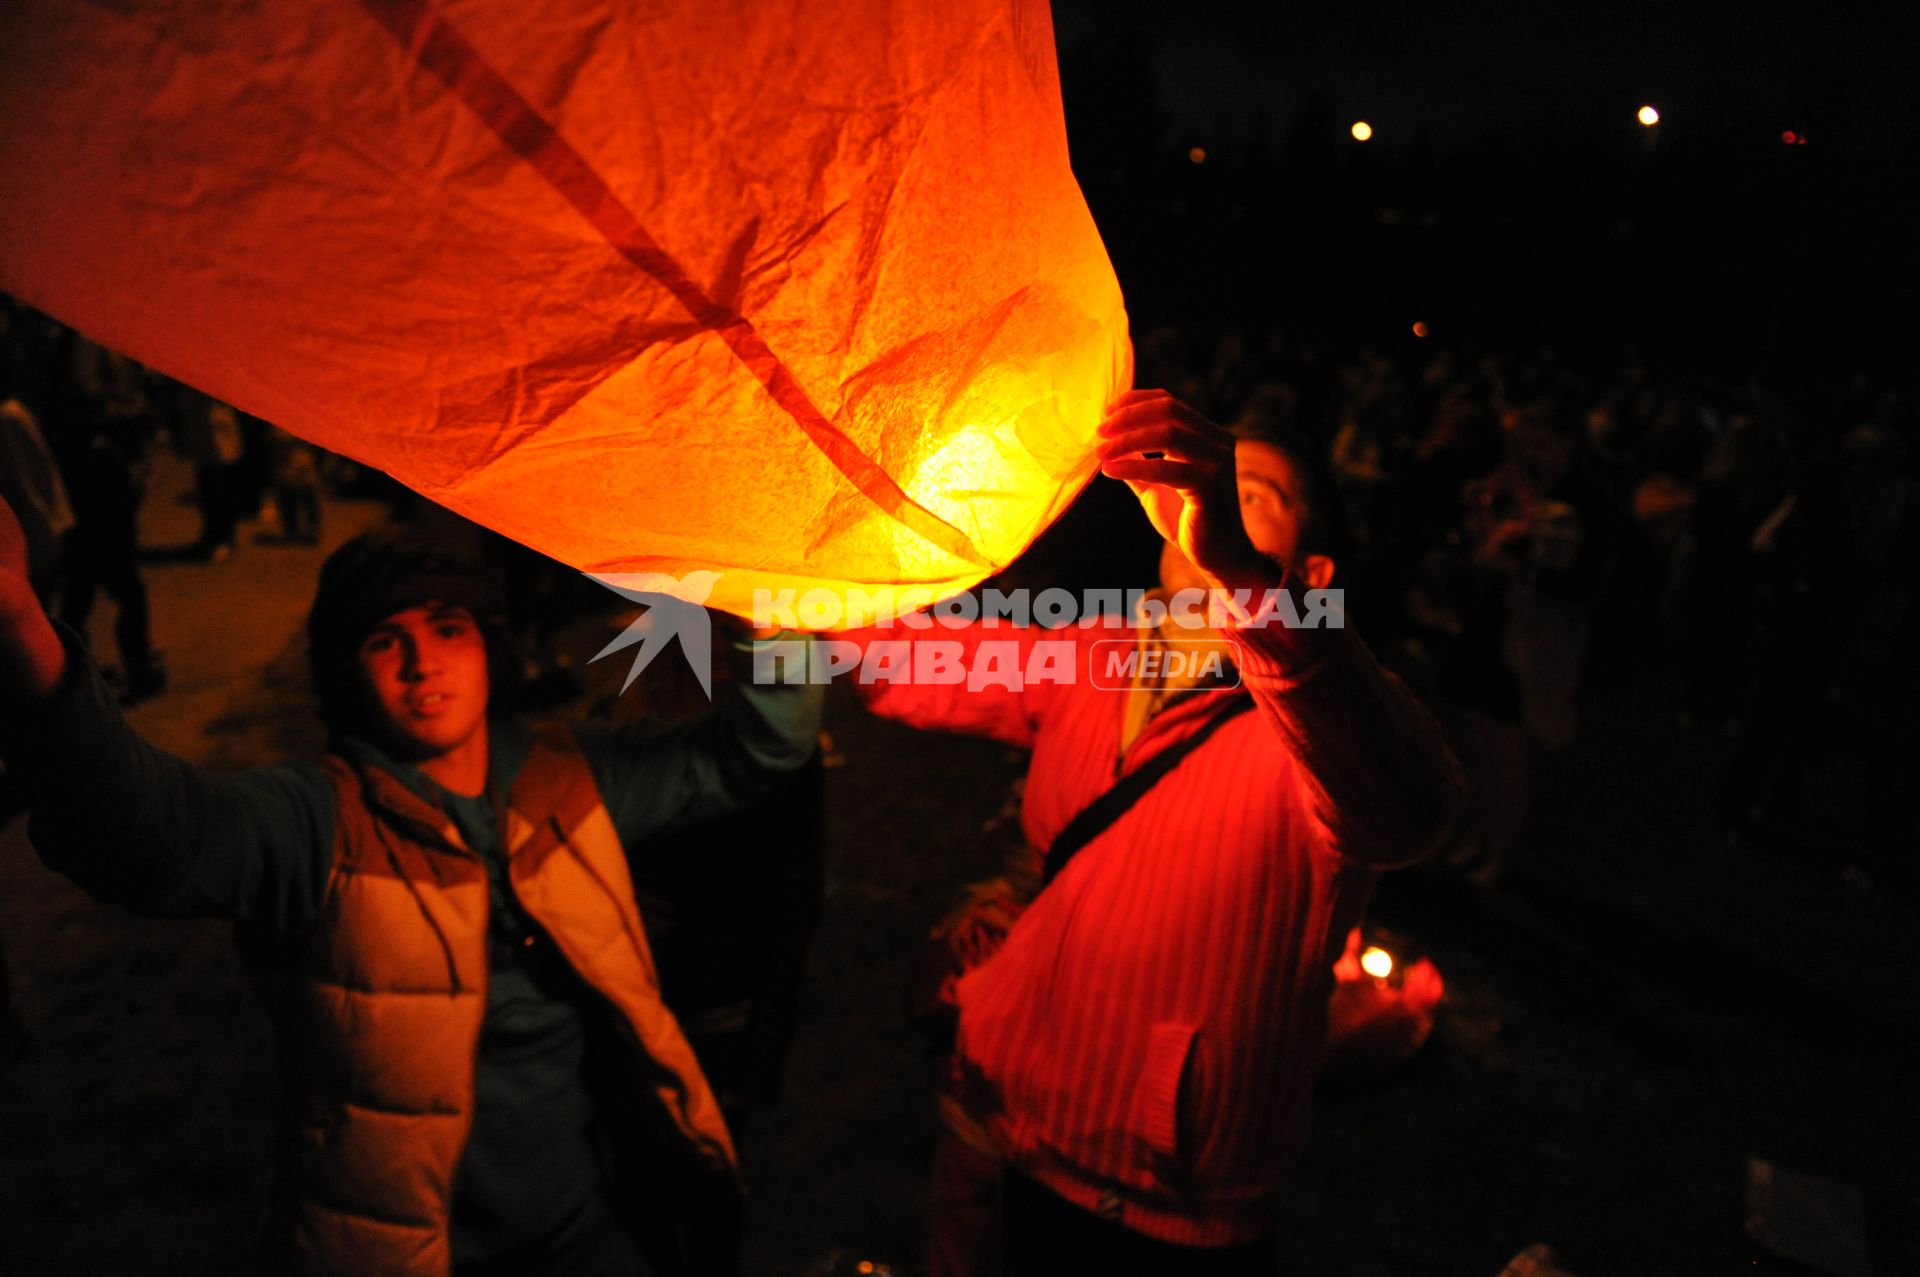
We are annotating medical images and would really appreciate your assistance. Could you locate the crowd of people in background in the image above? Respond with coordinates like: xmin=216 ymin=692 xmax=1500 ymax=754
xmin=0 ymin=297 xmax=340 ymax=707
xmin=5 ymin=292 xmax=1914 ymax=891
xmin=2 ymin=286 xmax=1914 ymax=1272
xmin=9 ymin=279 xmax=1918 ymax=858
xmin=1125 ymin=322 xmax=1917 ymax=887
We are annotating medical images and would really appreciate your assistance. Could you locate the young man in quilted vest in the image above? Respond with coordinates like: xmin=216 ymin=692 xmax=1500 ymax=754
xmin=0 ymin=502 xmax=822 ymax=1277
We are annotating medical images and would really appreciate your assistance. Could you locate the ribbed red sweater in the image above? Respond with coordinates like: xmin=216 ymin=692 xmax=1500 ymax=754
xmin=859 ymin=605 xmax=1464 ymax=1245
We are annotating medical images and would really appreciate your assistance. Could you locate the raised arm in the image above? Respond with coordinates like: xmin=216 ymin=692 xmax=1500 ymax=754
xmin=0 ymin=487 xmax=64 ymax=700
xmin=1223 ymin=607 xmax=1465 ymax=867
xmin=0 ymin=494 xmax=334 ymax=933
xmin=837 ymin=617 xmax=1080 ymax=748
xmin=1098 ymin=390 xmax=1466 ymax=866
xmin=579 ymin=625 xmax=825 ymax=846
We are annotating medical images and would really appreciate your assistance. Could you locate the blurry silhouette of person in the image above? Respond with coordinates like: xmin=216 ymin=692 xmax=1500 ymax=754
xmin=49 ymin=339 xmax=166 ymax=703
xmin=172 ymin=393 xmax=243 ymax=561
xmin=1432 ymin=400 xmax=1607 ymax=882
xmin=267 ymin=424 xmax=323 ymax=544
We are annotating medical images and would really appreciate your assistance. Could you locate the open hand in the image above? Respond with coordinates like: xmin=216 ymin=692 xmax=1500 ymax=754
xmin=1095 ymin=389 xmax=1271 ymax=592
xmin=0 ymin=492 xmax=36 ymax=622
xmin=0 ymin=491 xmax=67 ymax=702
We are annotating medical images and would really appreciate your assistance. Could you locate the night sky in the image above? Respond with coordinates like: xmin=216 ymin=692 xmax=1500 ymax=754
xmin=1047 ymin=1 xmax=1917 ymax=375
xmin=1061 ymin=1 xmax=1911 ymax=160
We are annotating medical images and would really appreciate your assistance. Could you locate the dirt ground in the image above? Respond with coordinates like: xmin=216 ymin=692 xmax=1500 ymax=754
xmin=2 ymin=458 xmax=1915 ymax=1276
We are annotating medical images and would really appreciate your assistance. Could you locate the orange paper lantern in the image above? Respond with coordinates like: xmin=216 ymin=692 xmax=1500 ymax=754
xmin=0 ymin=0 xmax=1130 ymax=622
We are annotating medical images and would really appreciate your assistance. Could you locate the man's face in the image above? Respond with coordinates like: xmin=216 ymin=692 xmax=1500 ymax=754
xmin=355 ymin=603 xmax=490 ymax=760
xmin=1233 ymin=440 xmax=1311 ymax=568
xmin=1159 ymin=440 xmax=1335 ymax=592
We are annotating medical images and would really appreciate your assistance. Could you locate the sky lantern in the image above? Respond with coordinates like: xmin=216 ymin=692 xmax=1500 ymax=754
xmin=0 ymin=0 xmax=1131 ymax=624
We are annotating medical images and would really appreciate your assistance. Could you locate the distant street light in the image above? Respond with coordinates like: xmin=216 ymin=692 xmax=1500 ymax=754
xmin=1637 ymin=105 xmax=1660 ymax=127
xmin=1350 ymin=120 xmax=1373 ymax=142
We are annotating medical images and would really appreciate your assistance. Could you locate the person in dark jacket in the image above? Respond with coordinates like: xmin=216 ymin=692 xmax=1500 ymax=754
xmin=0 ymin=495 xmax=820 ymax=1277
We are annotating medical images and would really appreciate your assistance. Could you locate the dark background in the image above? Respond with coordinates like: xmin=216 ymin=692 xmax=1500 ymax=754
xmin=2 ymin=4 xmax=1916 ymax=1276
xmin=1055 ymin=0 xmax=1915 ymax=379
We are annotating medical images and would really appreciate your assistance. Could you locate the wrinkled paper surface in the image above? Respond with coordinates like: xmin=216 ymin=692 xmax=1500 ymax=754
xmin=0 ymin=0 xmax=1130 ymax=621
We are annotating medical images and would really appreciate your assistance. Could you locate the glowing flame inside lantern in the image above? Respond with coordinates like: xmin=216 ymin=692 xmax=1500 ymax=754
xmin=1360 ymin=947 xmax=1395 ymax=980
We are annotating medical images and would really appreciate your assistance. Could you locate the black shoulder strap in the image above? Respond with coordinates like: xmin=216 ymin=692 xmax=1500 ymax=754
xmin=1040 ymin=695 xmax=1255 ymax=889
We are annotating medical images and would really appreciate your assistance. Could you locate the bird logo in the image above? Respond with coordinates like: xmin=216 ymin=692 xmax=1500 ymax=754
xmin=587 ymin=570 xmax=723 ymax=698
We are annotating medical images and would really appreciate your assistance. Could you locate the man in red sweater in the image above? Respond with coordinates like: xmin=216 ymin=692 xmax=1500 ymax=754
xmin=857 ymin=390 xmax=1465 ymax=1274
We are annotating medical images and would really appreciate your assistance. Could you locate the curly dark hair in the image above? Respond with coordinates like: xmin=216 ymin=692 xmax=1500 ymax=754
xmin=305 ymin=527 xmax=522 ymax=740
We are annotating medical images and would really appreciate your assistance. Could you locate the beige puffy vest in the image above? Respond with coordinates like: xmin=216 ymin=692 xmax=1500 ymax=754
xmin=265 ymin=723 xmax=733 ymax=1276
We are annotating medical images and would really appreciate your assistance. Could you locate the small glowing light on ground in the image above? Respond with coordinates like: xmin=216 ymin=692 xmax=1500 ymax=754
xmin=1637 ymin=105 xmax=1660 ymax=127
xmin=1411 ymin=321 xmax=1430 ymax=339
xmin=1360 ymin=947 xmax=1395 ymax=979
xmin=1188 ymin=146 xmax=1207 ymax=164
xmin=1350 ymin=120 xmax=1373 ymax=142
